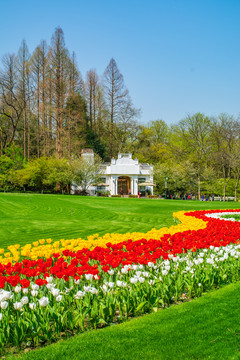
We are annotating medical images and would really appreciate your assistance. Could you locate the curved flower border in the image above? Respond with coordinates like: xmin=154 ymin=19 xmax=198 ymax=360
xmin=0 ymin=208 xmax=240 ymax=352
xmin=1 ymin=210 xmax=208 ymax=264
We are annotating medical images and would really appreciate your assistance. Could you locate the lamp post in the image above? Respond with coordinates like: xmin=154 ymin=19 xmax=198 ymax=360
xmin=165 ymin=177 xmax=168 ymax=199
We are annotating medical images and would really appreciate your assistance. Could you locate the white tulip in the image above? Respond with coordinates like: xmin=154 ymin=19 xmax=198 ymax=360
xmin=56 ymin=295 xmax=63 ymax=302
xmin=108 ymin=269 xmax=114 ymax=275
xmin=147 ymin=262 xmax=154 ymax=267
xmin=89 ymin=287 xmax=98 ymax=295
xmin=14 ymin=286 xmax=21 ymax=293
xmin=46 ymin=276 xmax=53 ymax=283
xmin=51 ymin=288 xmax=60 ymax=297
xmin=22 ymin=288 xmax=29 ymax=294
xmin=31 ymin=284 xmax=39 ymax=291
xmin=0 ymin=290 xmax=12 ymax=302
xmin=102 ymin=285 xmax=108 ymax=293
xmin=38 ymin=296 xmax=49 ymax=307
xmin=31 ymin=290 xmax=38 ymax=297
xmin=148 ymin=280 xmax=155 ymax=285
xmin=14 ymin=302 xmax=23 ymax=310
xmin=0 ymin=301 xmax=8 ymax=310
xmin=46 ymin=283 xmax=55 ymax=290
xmin=85 ymin=274 xmax=93 ymax=281
xmin=21 ymin=296 xmax=29 ymax=305
xmin=117 ymin=280 xmax=123 ymax=287
xmin=83 ymin=285 xmax=91 ymax=292
xmin=29 ymin=303 xmax=36 ymax=310
xmin=142 ymin=272 xmax=150 ymax=278
xmin=74 ymin=291 xmax=85 ymax=299
xmin=130 ymin=277 xmax=138 ymax=284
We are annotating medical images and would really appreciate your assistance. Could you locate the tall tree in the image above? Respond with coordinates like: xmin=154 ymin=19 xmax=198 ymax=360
xmin=50 ymin=27 xmax=69 ymax=158
xmin=210 ymin=114 xmax=239 ymax=200
xmin=0 ymin=54 xmax=25 ymax=151
xmin=174 ymin=113 xmax=211 ymax=200
xmin=39 ymin=40 xmax=48 ymax=156
xmin=103 ymin=58 xmax=128 ymax=158
xmin=66 ymin=51 xmax=83 ymax=159
xmin=85 ymin=69 xmax=99 ymax=130
xmin=31 ymin=45 xmax=41 ymax=157
xmin=17 ymin=40 xmax=30 ymax=158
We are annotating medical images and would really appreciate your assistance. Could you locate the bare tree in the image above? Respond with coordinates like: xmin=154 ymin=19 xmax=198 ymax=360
xmin=17 ymin=40 xmax=31 ymax=158
xmin=0 ymin=54 xmax=25 ymax=151
xmin=115 ymin=96 xmax=140 ymax=153
xmin=50 ymin=27 xmax=69 ymax=157
xmin=103 ymin=58 xmax=128 ymax=158
xmin=66 ymin=52 xmax=83 ymax=159
xmin=85 ymin=69 xmax=99 ymax=130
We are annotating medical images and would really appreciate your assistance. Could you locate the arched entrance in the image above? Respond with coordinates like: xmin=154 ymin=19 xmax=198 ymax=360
xmin=118 ymin=176 xmax=130 ymax=195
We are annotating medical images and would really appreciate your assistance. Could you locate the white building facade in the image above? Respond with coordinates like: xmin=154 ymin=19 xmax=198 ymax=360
xmin=71 ymin=151 xmax=154 ymax=196
xmin=97 ymin=153 xmax=154 ymax=196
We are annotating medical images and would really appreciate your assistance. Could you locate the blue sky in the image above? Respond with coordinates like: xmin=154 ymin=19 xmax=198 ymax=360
xmin=0 ymin=0 xmax=240 ymax=125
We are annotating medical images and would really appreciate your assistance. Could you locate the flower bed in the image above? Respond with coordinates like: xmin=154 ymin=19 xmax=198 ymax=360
xmin=0 ymin=209 xmax=240 ymax=352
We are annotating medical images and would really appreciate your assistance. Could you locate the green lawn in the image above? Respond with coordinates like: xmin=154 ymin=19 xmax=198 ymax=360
xmin=6 ymin=281 xmax=240 ymax=360
xmin=2 ymin=193 xmax=240 ymax=359
xmin=0 ymin=193 xmax=240 ymax=248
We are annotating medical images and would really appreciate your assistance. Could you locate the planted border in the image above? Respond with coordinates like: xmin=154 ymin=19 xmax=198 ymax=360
xmin=0 ymin=209 xmax=240 ymax=353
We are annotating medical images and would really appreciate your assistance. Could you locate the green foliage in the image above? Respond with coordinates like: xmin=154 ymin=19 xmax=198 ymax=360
xmin=85 ymin=128 xmax=105 ymax=159
xmin=10 ymin=157 xmax=73 ymax=192
xmin=221 ymin=214 xmax=240 ymax=221
xmin=0 ymin=145 xmax=24 ymax=190
xmin=133 ymin=120 xmax=170 ymax=164
xmin=154 ymin=160 xmax=197 ymax=195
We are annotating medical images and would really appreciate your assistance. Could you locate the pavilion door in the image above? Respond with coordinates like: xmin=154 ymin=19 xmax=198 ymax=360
xmin=117 ymin=176 xmax=130 ymax=195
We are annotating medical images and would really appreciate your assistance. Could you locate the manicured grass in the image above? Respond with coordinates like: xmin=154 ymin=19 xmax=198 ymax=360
xmin=0 ymin=193 xmax=240 ymax=248
xmin=2 ymin=194 xmax=240 ymax=359
xmin=5 ymin=281 xmax=240 ymax=360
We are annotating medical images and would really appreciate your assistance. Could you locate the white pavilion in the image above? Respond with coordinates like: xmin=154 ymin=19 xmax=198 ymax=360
xmin=72 ymin=150 xmax=154 ymax=196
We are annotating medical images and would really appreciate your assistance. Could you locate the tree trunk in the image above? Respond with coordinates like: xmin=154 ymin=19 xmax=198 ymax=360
xmin=234 ymin=173 xmax=239 ymax=202
xmin=197 ymin=175 xmax=201 ymax=200
xmin=37 ymin=71 xmax=40 ymax=158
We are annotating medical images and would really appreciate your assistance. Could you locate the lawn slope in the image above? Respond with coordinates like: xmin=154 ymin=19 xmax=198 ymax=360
xmin=1 ymin=193 xmax=240 ymax=248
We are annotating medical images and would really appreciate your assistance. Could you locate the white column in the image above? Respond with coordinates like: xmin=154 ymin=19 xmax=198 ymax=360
xmin=111 ymin=178 xmax=115 ymax=195
xmin=112 ymin=177 xmax=118 ymax=195
xmin=115 ymin=177 xmax=118 ymax=195
xmin=134 ymin=178 xmax=138 ymax=195
xmin=131 ymin=177 xmax=134 ymax=194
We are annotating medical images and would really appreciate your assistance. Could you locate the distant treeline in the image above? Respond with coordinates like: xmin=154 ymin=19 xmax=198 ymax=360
xmin=0 ymin=26 xmax=139 ymax=162
xmin=0 ymin=27 xmax=240 ymax=199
